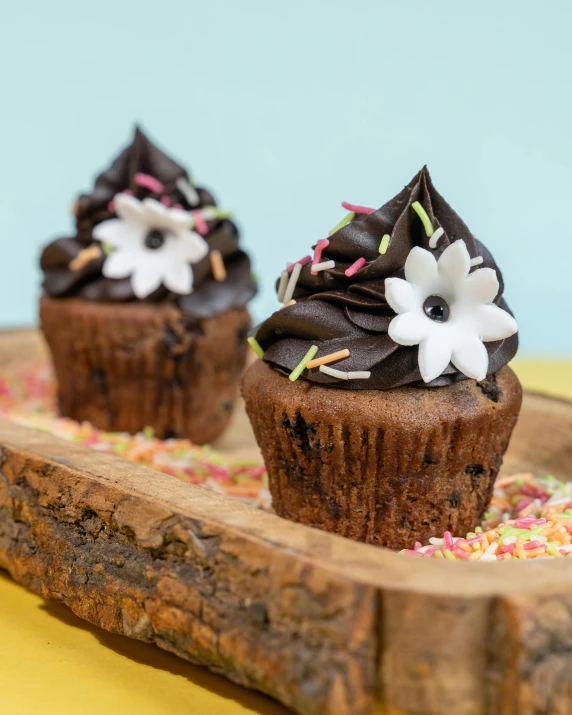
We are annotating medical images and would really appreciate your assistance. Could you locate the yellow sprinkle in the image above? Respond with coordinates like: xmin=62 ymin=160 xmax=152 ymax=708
xmin=443 ymin=549 xmax=456 ymax=560
xmin=247 ymin=337 xmax=264 ymax=358
xmin=411 ymin=201 xmax=434 ymax=237
xmin=379 ymin=234 xmax=391 ymax=254
xmin=329 ymin=212 xmax=355 ymax=236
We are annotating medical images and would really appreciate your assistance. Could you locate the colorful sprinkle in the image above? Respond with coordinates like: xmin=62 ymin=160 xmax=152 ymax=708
xmin=319 ymin=365 xmax=371 ymax=380
xmin=210 ymin=249 xmax=226 ymax=282
xmin=277 ymin=270 xmax=289 ymax=302
xmin=282 ymin=262 xmax=302 ymax=305
xmin=176 ymin=176 xmax=200 ymax=207
xmin=329 ymin=212 xmax=355 ymax=236
xmin=429 ymin=226 xmax=444 ymax=249
xmin=193 ymin=210 xmax=209 ymax=235
xmin=289 ymin=345 xmax=318 ymax=382
xmin=134 ymin=173 xmax=164 ymax=194
xmin=247 ymin=337 xmax=265 ymax=358
xmin=470 ymin=256 xmax=484 ymax=267
xmin=311 ymin=239 xmax=330 ymax=274
xmin=287 ymin=255 xmax=312 ymax=272
xmin=341 ymin=202 xmax=376 ymax=215
xmin=379 ymin=234 xmax=391 ymax=255
xmin=69 ymin=244 xmax=102 ymax=272
xmin=312 ymin=260 xmax=335 ymax=273
xmin=306 ymin=349 xmax=350 ymax=370
xmin=411 ymin=201 xmax=434 ymax=237
xmin=345 ymin=257 xmax=367 ymax=277
xmin=160 ymin=195 xmax=172 ymax=207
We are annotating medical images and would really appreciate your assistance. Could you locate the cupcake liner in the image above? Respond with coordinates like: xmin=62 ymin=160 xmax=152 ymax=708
xmin=40 ymin=297 xmax=250 ymax=444
xmin=243 ymin=360 xmax=522 ymax=550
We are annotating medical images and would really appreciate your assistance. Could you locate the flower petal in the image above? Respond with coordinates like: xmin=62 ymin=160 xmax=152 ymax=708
xmin=102 ymin=249 xmax=136 ymax=279
xmin=385 ymin=277 xmax=417 ymax=314
xmin=388 ymin=312 xmax=430 ymax=346
xmin=142 ymin=198 xmax=193 ymax=232
xmin=472 ymin=304 xmax=518 ymax=342
xmin=163 ymin=262 xmax=193 ymax=295
xmin=404 ymin=247 xmax=438 ymax=291
xmin=92 ymin=218 xmax=141 ymax=248
xmin=461 ymin=267 xmax=499 ymax=305
xmin=114 ymin=194 xmax=145 ymax=224
xmin=130 ymin=262 xmax=163 ymax=299
xmin=451 ymin=333 xmax=489 ymax=381
xmin=179 ymin=230 xmax=209 ymax=263
xmin=418 ymin=333 xmax=453 ymax=383
xmin=438 ymin=239 xmax=470 ymax=289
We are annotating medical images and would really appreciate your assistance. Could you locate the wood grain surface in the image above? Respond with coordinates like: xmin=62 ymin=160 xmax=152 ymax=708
xmin=2 ymin=329 xmax=572 ymax=715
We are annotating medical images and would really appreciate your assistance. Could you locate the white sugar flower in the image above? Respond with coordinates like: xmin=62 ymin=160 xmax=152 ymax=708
xmin=93 ymin=193 xmax=209 ymax=299
xmin=385 ymin=240 xmax=518 ymax=383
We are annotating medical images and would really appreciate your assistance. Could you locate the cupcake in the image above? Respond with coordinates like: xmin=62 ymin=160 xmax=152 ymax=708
xmin=242 ymin=167 xmax=521 ymax=549
xmin=40 ymin=127 xmax=257 ymax=444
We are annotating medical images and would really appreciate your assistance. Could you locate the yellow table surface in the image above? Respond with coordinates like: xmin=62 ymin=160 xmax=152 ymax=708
xmin=1 ymin=360 xmax=571 ymax=715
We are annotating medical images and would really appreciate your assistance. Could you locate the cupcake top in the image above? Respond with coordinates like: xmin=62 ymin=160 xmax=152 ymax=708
xmin=253 ymin=167 xmax=518 ymax=389
xmin=40 ymin=128 xmax=257 ymax=319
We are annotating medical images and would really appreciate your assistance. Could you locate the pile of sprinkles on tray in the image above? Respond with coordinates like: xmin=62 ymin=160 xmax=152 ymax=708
xmin=403 ymin=473 xmax=572 ymax=560
xmin=0 ymin=360 xmax=270 ymax=509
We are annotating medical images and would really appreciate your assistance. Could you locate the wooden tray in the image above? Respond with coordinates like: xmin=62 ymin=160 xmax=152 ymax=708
xmin=1 ymin=329 xmax=572 ymax=715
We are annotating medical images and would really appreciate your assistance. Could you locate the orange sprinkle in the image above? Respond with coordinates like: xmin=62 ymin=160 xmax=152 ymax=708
xmin=280 ymin=300 xmax=296 ymax=309
xmin=71 ymin=200 xmax=80 ymax=217
xmin=306 ymin=349 xmax=351 ymax=370
xmin=210 ymin=250 xmax=226 ymax=281
xmin=495 ymin=472 xmax=533 ymax=488
xmin=515 ymin=541 xmax=527 ymax=560
xmin=69 ymin=244 xmax=102 ymax=272
xmin=526 ymin=548 xmax=547 ymax=558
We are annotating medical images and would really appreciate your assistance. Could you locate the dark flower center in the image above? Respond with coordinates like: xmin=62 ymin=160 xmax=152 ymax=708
xmin=144 ymin=229 xmax=165 ymax=250
xmin=423 ymin=295 xmax=450 ymax=322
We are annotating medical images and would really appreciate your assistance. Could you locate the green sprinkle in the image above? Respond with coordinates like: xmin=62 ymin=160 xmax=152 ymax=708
xmin=102 ymin=242 xmax=113 ymax=256
xmin=289 ymin=345 xmax=318 ymax=382
xmin=247 ymin=336 xmax=265 ymax=359
xmin=475 ymin=526 xmax=483 ymax=533
xmin=472 ymin=542 xmax=481 ymax=551
xmin=142 ymin=426 xmax=155 ymax=439
xmin=329 ymin=212 xmax=355 ymax=236
xmin=516 ymin=477 xmax=524 ymax=487
xmin=444 ymin=549 xmax=456 ymax=560
xmin=433 ymin=550 xmax=444 ymax=559
xmin=216 ymin=209 xmax=233 ymax=220
xmin=379 ymin=234 xmax=391 ymax=254
xmin=112 ymin=443 xmax=128 ymax=454
xmin=546 ymin=545 xmax=562 ymax=557
xmin=411 ymin=201 xmax=434 ymax=237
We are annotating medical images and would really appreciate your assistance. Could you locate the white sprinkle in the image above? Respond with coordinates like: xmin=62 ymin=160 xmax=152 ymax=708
xmin=480 ymin=542 xmax=499 ymax=561
xmin=417 ymin=545 xmax=434 ymax=554
xmin=502 ymin=536 xmax=517 ymax=545
xmin=277 ymin=270 xmax=289 ymax=302
xmin=501 ymin=513 xmax=510 ymax=522
xmin=176 ymin=177 xmax=201 ymax=207
xmin=311 ymin=260 xmax=336 ymax=272
xmin=319 ymin=365 xmax=371 ymax=380
xmin=319 ymin=365 xmax=349 ymax=380
xmin=470 ymin=256 xmax=484 ymax=267
xmin=429 ymin=537 xmax=445 ymax=545
xmin=558 ymin=544 xmax=572 ymax=553
xmin=429 ymin=227 xmax=444 ymax=249
xmin=282 ymin=262 xmax=302 ymax=305
xmin=535 ymin=535 xmax=548 ymax=543
xmin=545 ymin=491 xmax=567 ymax=506
xmin=198 ymin=206 xmax=219 ymax=221
xmin=347 ymin=371 xmax=371 ymax=380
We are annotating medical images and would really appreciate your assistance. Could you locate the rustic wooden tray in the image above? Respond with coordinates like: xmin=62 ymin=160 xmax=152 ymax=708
xmin=1 ymin=329 xmax=572 ymax=715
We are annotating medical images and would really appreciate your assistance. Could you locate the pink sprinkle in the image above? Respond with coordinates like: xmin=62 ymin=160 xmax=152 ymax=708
xmin=423 ymin=547 xmax=438 ymax=558
xmin=174 ymin=203 xmax=184 ymax=210
xmin=134 ymin=172 xmax=164 ymax=194
xmin=524 ymin=540 xmax=543 ymax=550
xmin=560 ymin=549 xmax=569 ymax=556
xmin=464 ymin=536 xmax=483 ymax=546
xmin=514 ymin=518 xmax=547 ymax=529
xmin=123 ymin=189 xmax=134 ymax=196
xmin=500 ymin=543 xmax=516 ymax=554
xmin=345 ymin=257 xmax=367 ymax=277
xmin=193 ymin=210 xmax=209 ymax=235
xmin=160 ymin=196 xmax=172 ymax=207
xmin=515 ymin=498 xmax=533 ymax=512
xmin=414 ymin=541 xmax=422 ymax=551
xmin=341 ymin=201 xmax=376 ymax=215
xmin=444 ymin=531 xmax=454 ymax=550
xmin=287 ymin=255 xmax=312 ymax=272
xmin=402 ymin=549 xmax=423 ymax=556
xmin=311 ymin=240 xmax=330 ymax=275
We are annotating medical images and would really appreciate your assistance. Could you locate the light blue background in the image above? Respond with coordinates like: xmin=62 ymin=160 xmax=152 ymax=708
xmin=1 ymin=0 xmax=570 ymax=355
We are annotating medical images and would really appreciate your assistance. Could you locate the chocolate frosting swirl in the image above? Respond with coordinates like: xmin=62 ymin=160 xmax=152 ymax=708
xmin=40 ymin=128 xmax=257 ymax=319
xmin=255 ymin=167 xmax=518 ymax=390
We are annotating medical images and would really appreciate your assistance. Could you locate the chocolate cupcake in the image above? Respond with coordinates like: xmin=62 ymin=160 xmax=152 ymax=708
xmin=242 ymin=167 xmax=521 ymax=549
xmin=40 ymin=128 xmax=257 ymax=444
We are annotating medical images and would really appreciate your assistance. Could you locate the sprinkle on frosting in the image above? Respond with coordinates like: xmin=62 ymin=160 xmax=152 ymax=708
xmin=306 ymin=349 xmax=350 ymax=369
xmin=288 ymin=255 xmax=312 ymax=272
xmin=312 ymin=260 xmax=336 ymax=272
xmin=378 ymin=234 xmax=391 ymax=254
xmin=247 ymin=336 xmax=265 ymax=358
xmin=429 ymin=226 xmax=445 ymax=249
xmin=470 ymin=256 xmax=484 ymax=267
xmin=176 ymin=176 xmax=200 ymax=207
xmin=69 ymin=244 xmax=102 ymax=272
xmin=319 ymin=365 xmax=371 ymax=380
xmin=411 ymin=200 xmax=435 ymax=237
xmin=311 ymin=239 xmax=330 ymax=274
xmin=329 ymin=212 xmax=355 ymax=236
xmin=210 ymin=250 xmax=226 ymax=282
xmin=134 ymin=172 xmax=164 ymax=194
xmin=341 ymin=202 xmax=376 ymax=215
xmin=289 ymin=345 xmax=318 ymax=382
xmin=193 ymin=209 xmax=209 ymax=236
xmin=345 ymin=257 xmax=367 ymax=277
xmin=277 ymin=270 xmax=289 ymax=302
xmin=282 ymin=262 xmax=302 ymax=305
